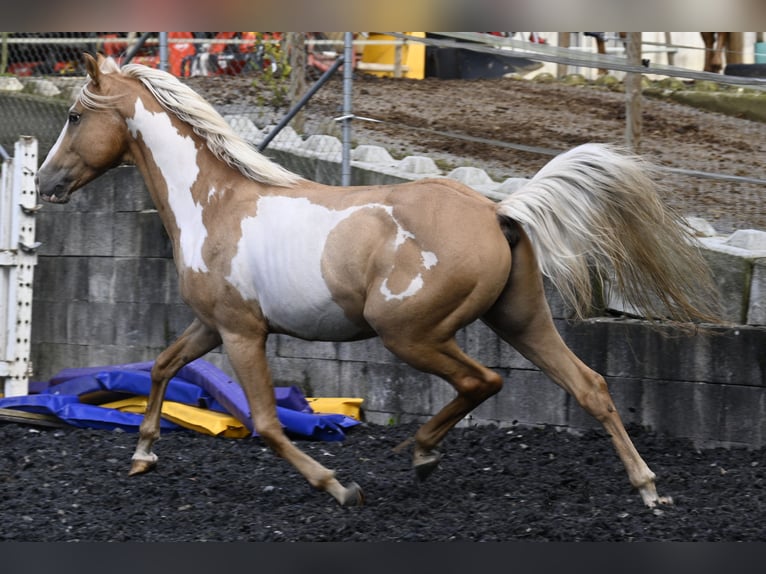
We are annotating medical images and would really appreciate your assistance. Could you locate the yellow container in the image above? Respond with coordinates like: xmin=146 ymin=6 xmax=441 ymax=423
xmin=359 ymin=33 xmax=425 ymax=79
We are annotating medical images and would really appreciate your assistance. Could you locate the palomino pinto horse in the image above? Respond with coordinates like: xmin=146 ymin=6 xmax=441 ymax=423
xmin=37 ymin=54 xmax=718 ymax=508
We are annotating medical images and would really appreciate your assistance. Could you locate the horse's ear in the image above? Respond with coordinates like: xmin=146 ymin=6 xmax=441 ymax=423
xmin=84 ymin=52 xmax=101 ymax=87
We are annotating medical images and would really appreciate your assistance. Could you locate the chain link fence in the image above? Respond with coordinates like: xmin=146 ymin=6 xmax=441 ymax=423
xmin=0 ymin=33 xmax=349 ymax=182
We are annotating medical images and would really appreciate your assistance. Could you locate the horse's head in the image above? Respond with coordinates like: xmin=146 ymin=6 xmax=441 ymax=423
xmin=36 ymin=53 xmax=134 ymax=203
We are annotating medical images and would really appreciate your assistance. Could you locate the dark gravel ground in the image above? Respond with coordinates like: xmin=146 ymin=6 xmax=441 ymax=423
xmin=2 ymin=420 xmax=765 ymax=542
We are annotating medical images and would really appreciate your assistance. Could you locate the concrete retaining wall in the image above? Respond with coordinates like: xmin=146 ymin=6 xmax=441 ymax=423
xmin=30 ymin=137 xmax=766 ymax=450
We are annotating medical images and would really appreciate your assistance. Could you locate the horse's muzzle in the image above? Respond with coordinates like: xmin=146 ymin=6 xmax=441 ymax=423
xmin=35 ymin=174 xmax=72 ymax=204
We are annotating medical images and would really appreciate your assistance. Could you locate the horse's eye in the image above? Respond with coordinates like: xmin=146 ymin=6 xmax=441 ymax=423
xmin=68 ymin=112 xmax=81 ymax=125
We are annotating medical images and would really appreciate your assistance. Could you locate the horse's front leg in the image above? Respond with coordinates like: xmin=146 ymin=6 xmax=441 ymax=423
xmin=129 ymin=318 xmax=222 ymax=475
xmin=221 ymin=329 xmax=364 ymax=506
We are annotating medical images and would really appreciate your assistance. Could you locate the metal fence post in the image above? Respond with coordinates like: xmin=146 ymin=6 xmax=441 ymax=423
xmin=341 ymin=32 xmax=354 ymax=186
xmin=159 ymin=32 xmax=169 ymax=72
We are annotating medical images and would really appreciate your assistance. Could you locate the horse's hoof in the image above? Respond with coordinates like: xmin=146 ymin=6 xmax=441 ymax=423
xmin=339 ymin=482 xmax=365 ymax=506
xmin=413 ymin=450 xmax=442 ymax=481
xmin=128 ymin=458 xmax=157 ymax=476
xmin=638 ymin=483 xmax=674 ymax=508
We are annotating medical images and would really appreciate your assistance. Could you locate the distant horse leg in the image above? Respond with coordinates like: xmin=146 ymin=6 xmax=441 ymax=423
xmin=129 ymin=318 xmax=222 ymax=475
xmin=221 ymin=330 xmax=364 ymax=506
xmin=383 ymin=335 xmax=504 ymax=480
xmin=701 ymin=32 xmax=727 ymax=73
xmin=483 ymin=231 xmax=669 ymax=507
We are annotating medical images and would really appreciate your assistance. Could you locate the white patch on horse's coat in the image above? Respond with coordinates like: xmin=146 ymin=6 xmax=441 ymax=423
xmin=126 ymin=98 xmax=208 ymax=272
xmin=40 ymin=119 xmax=68 ymax=173
xmin=226 ymin=196 xmax=437 ymax=338
xmin=422 ymin=251 xmax=438 ymax=269
xmin=380 ymin=274 xmax=424 ymax=301
xmin=395 ymin=226 xmax=415 ymax=247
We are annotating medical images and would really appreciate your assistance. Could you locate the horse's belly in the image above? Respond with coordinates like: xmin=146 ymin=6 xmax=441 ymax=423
xmin=224 ymin=196 xmax=370 ymax=340
xmin=258 ymin=283 xmax=368 ymax=339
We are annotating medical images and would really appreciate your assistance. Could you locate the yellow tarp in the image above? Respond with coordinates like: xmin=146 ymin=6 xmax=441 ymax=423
xmin=102 ymin=396 xmax=364 ymax=438
xmin=102 ymin=396 xmax=251 ymax=438
xmin=305 ymin=397 xmax=363 ymax=420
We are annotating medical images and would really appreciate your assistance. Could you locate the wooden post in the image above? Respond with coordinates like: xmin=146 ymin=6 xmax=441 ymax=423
xmin=727 ymin=32 xmax=744 ymax=66
xmin=394 ymin=40 xmax=403 ymax=78
xmin=286 ymin=33 xmax=307 ymax=134
xmin=557 ymin=32 xmax=570 ymax=77
xmin=625 ymin=32 xmax=642 ymax=152
xmin=664 ymin=32 xmax=674 ymax=66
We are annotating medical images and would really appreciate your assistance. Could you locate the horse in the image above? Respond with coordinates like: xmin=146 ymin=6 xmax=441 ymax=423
xmin=36 ymin=53 xmax=719 ymax=508
xmin=701 ymin=32 xmax=730 ymax=73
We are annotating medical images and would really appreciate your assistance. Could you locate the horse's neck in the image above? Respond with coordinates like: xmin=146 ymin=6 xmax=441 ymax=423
xmin=128 ymin=107 xmax=217 ymax=205
xmin=126 ymin=108 xmax=236 ymax=268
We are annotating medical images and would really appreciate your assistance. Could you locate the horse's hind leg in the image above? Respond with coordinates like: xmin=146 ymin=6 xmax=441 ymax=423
xmin=129 ymin=318 xmax=222 ymax=475
xmin=483 ymin=231 xmax=670 ymax=508
xmin=381 ymin=335 xmax=504 ymax=480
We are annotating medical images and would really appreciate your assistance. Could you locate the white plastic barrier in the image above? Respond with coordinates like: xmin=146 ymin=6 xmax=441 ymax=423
xmin=0 ymin=137 xmax=38 ymax=397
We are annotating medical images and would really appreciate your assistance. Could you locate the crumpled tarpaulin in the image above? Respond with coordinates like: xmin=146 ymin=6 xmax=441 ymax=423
xmin=0 ymin=359 xmax=361 ymax=441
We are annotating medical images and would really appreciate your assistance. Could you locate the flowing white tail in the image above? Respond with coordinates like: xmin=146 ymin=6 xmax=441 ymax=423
xmin=498 ymin=143 xmax=719 ymax=323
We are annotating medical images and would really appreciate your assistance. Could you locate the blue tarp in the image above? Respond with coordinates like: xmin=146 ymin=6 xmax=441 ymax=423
xmin=0 ymin=359 xmax=359 ymax=441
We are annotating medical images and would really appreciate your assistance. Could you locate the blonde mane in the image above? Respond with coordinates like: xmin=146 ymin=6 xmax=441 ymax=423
xmin=81 ymin=60 xmax=302 ymax=187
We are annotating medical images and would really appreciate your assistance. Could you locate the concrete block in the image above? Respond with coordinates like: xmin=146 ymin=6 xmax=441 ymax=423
xmin=31 ymin=342 xmax=88 ymax=380
xmin=31 ymin=299 xmax=67 ymax=344
xmin=718 ymin=383 xmax=766 ymax=448
xmin=36 ymin=212 xmax=114 ymax=257
xmin=472 ymin=368 xmax=569 ymax=427
xmin=111 ymin=167 xmax=154 ymax=213
xmin=342 ymin=361 xmax=444 ymax=418
xmin=352 ymin=144 xmax=395 ymax=164
xmin=73 ymin=175 xmax=117 ymax=213
xmin=112 ymin=257 xmax=177 ymax=303
xmin=276 ymin=335 xmax=338 ymax=360
xmin=463 ymin=321 xmax=534 ymax=370
xmin=497 ymin=177 xmax=529 ymax=194
xmin=0 ymin=77 xmax=24 ymax=91
xmin=65 ymin=300 xmax=97 ymax=345
xmin=27 ymin=79 xmax=60 ymax=97
xmin=87 ymin=257 xmax=116 ymax=303
xmin=724 ymin=229 xmax=766 ymax=251
xmin=748 ymin=258 xmax=766 ymax=325
xmin=113 ymin=212 xmax=172 ymax=258
xmin=33 ymin=256 xmax=89 ymax=302
xmin=337 ymin=338 xmax=399 ymax=364
xmin=698 ymin=236 xmax=761 ymax=324
xmin=684 ymin=216 xmax=718 ymax=237
xmin=299 ymin=135 xmax=342 ymax=159
xmin=447 ymin=166 xmax=493 ymax=186
xmin=398 ymin=156 xmax=439 ymax=175
xmin=640 ymin=379 xmax=724 ymax=445
xmin=113 ymin=302 xmax=172 ymax=347
xmin=560 ymin=318 xmax=609 ymax=374
xmin=268 ymin=356 xmax=342 ymax=398
xmin=224 ymin=114 xmax=261 ymax=142
xmin=261 ymin=125 xmax=301 ymax=147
